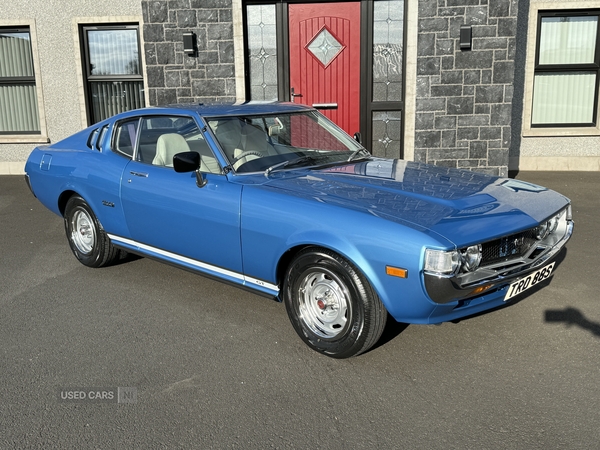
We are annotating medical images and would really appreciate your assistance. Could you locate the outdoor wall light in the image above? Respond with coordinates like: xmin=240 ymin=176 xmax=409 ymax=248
xmin=183 ymin=32 xmax=196 ymax=57
xmin=460 ymin=25 xmax=472 ymax=51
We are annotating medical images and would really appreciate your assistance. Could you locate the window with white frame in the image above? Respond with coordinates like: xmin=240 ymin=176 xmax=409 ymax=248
xmin=0 ymin=27 xmax=40 ymax=134
xmin=531 ymin=10 xmax=600 ymax=127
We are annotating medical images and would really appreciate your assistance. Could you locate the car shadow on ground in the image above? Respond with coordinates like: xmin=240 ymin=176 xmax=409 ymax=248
xmin=545 ymin=307 xmax=600 ymax=338
xmin=112 ymin=251 xmax=143 ymax=266
xmin=370 ymin=315 xmax=410 ymax=352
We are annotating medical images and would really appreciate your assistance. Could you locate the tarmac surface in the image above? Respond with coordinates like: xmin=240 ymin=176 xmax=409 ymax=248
xmin=0 ymin=171 xmax=598 ymax=449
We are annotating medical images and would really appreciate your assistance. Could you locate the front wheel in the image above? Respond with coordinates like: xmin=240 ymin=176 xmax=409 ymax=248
xmin=64 ymin=196 xmax=120 ymax=268
xmin=283 ymin=247 xmax=387 ymax=358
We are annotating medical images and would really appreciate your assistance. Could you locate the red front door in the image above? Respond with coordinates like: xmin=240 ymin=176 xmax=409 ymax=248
xmin=289 ymin=2 xmax=361 ymax=136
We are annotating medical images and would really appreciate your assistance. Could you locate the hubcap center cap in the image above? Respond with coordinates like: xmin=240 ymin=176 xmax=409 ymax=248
xmin=315 ymin=289 xmax=336 ymax=311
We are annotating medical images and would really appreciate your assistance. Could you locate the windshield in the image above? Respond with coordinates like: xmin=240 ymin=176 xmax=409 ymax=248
xmin=206 ymin=111 xmax=367 ymax=174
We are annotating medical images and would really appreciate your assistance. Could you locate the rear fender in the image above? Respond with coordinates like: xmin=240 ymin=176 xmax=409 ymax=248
xmin=25 ymin=148 xmax=130 ymax=238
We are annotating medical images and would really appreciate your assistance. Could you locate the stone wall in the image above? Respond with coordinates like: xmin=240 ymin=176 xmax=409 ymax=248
xmin=141 ymin=0 xmax=236 ymax=106
xmin=415 ymin=0 xmax=517 ymax=176
xmin=140 ymin=0 xmax=518 ymax=175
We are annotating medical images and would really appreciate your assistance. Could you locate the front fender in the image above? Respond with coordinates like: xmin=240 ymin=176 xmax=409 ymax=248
xmin=240 ymin=185 xmax=451 ymax=321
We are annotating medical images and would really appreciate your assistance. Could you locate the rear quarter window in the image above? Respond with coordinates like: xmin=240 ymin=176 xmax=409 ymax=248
xmin=113 ymin=118 xmax=140 ymax=158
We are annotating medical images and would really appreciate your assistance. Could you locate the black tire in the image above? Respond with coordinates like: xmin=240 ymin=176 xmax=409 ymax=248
xmin=64 ymin=196 xmax=120 ymax=268
xmin=283 ymin=247 xmax=387 ymax=358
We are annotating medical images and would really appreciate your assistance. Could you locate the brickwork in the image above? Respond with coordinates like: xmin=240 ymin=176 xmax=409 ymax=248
xmin=141 ymin=0 xmax=236 ymax=106
xmin=415 ymin=0 xmax=517 ymax=176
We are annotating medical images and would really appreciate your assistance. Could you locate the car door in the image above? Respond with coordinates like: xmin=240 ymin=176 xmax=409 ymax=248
xmin=117 ymin=115 xmax=244 ymax=277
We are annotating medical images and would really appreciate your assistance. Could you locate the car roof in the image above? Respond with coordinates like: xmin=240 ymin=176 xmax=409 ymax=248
xmin=137 ymin=101 xmax=314 ymax=118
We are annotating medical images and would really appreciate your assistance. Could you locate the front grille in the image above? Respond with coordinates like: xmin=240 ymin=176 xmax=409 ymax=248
xmin=481 ymin=229 xmax=538 ymax=266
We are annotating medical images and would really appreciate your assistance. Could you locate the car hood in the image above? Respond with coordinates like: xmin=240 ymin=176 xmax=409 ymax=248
xmin=262 ymin=159 xmax=570 ymax=247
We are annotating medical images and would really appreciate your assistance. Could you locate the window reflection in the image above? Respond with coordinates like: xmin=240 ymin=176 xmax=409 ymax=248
xmin=82 ymin=26 xmax=145 ymax=123
xmin=88 ymin=29 xmax=140 ymax=76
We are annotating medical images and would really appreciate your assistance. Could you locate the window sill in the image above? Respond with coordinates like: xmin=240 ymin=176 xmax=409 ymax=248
xmin=522 ymin=126 xmax=600 ymax=138
xmin=0 ymin=135 xmax=50 ymax=144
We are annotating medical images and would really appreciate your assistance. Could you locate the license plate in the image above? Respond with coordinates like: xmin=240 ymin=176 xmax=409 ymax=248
xmin=504 ymin=262 xmax=555 ymax=301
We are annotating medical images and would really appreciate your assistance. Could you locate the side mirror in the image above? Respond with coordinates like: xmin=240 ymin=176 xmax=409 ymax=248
xmin=353 ymin=132 xmax=362 ymax=144
xmin=173 ymin=151 xmax=200 ymax=172
xmin=173 ymin=151 xmax=207 ymax=188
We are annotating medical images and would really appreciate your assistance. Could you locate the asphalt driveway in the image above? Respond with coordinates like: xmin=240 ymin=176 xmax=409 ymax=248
xmin=0 ymin=171 xmax=598 ymax=449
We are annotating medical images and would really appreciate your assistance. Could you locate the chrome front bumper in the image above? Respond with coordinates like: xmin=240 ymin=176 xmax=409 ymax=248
xmin=424 ymin=216 xmax=574 ymax=305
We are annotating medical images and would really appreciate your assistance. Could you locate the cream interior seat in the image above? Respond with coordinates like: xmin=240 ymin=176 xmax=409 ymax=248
xmin=152 ymin=133 xmax=190 ymax=167
xmin=153 ymin=133 xmax=219 ymax=173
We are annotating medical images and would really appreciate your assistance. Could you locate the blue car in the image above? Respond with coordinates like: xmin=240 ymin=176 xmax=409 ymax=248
xmin=24 ymin=103 xmax=573 ymax=358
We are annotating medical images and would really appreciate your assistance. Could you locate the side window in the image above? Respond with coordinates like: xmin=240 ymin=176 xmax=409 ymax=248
xmin=136 ymin=116 xmax=221 ymax=173
xmin=113 ymin=118 xmax=140 ymax=158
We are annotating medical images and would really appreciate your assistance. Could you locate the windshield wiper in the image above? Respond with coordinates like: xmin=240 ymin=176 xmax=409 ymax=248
xmin=347 ymin=148 xmax=370 ymax=162
xmin=265 ymin=155 xmax=316 ymax=177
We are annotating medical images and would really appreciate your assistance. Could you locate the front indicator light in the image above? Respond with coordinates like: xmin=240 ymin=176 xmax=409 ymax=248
xmin=470 ymin=284 xmax=493 ymax=296
xmin=386 ymin=266 xmax=408 ymax=278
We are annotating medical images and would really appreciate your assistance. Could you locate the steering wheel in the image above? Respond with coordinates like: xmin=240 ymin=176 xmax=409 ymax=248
xmin=232 ymin=150 xmax=264 ymax=164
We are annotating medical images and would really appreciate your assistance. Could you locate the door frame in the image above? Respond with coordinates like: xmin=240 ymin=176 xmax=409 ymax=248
xmin=240 ymin=0 xmax=407 ymax=157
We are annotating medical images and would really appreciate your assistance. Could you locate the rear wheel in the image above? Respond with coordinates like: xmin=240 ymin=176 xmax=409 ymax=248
xmin=64 ymin=196 xmax=120 ymax=268
xmin=283 ymin=247 xmax=387 ymax=358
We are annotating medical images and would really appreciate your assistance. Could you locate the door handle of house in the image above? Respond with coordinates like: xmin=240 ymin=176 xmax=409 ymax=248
xmin=290 ymin=87 xmax=303 ymax=102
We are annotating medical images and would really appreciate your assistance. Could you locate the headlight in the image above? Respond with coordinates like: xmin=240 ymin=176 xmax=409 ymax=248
xmin=461 ymin=244 xmax=482 ymax=271
xmin=535 ymin=211 xmax=562 ymax=240
xmin=424 ymin=249 xmax=460 ymax=275
xmin=534 ymin=222 xmax=550 ymax=240
xmin=547 ymin=215 xmax=559 ymax=234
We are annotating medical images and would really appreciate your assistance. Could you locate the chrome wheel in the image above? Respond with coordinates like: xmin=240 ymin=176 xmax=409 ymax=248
xmin=298 ymin=270 xmax=350 ymax=339
xmin=70 ymin=208 xmax=96 ymax=254
xmin=284 ymin=248 xmax=387 ymax=358
xmin=64 ymin=196 xmax=121 ymax=268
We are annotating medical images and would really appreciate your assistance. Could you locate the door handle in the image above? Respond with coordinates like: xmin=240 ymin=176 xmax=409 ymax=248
xmin=290 ymin=87 xmax=303 ymax=102
xmin=129 ymin=171 xmax=148 ymax=178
